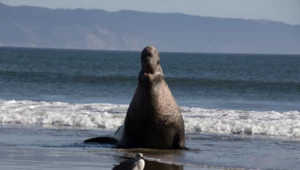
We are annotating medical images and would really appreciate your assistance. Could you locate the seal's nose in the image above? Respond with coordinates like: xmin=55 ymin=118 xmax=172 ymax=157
xmin=141 ymin=46 xmax=157 ymax=58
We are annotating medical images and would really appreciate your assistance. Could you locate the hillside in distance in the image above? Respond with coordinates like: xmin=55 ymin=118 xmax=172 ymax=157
xmin=0 ymin=3 xmax=299 ymax=54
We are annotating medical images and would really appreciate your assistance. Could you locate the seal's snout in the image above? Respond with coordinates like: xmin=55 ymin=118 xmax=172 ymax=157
xmin=142 ymin=58 xmax=155 ymax=74
xmin=141 ymin=46 xmax=160 ymax=75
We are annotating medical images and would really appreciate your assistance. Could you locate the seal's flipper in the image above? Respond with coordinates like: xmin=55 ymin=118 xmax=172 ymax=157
xmin=84 ymin=136 xmax=118 ymax=144
xmin=172 ymin=133 xmax=188 ymax=150
xmin=179 ymin=146 xmax=190 ymax=150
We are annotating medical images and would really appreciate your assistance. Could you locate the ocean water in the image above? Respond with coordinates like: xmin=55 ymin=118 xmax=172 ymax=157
xmin=0 ymin=47 xmax=300 ymax=170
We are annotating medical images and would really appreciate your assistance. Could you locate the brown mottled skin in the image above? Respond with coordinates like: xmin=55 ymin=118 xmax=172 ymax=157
xmin=117 ymin=46 xmax=185 ymax=149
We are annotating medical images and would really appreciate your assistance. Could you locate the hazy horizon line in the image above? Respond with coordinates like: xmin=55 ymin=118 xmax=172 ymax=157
xmin=1 ymin=2 xmax=299 ymax=26
xmin=1 ymin=46 xmax=299 ymax=56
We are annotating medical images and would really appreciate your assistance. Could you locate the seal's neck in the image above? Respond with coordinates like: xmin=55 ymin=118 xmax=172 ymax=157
xmin=138 ymin=68 xmax=164 ymax=87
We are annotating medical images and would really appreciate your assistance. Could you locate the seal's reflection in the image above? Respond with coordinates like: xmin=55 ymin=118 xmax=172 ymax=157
xmin=143 ymin=159 xmax=183 ymax=170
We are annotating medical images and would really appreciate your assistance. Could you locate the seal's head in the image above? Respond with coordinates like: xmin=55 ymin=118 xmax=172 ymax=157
xmin=141 ymin=46 xmax=162 ymax=75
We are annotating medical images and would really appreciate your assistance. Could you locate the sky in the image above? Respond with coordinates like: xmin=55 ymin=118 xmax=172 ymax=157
xmin=1 ymin=0 xmax=300 ymax=25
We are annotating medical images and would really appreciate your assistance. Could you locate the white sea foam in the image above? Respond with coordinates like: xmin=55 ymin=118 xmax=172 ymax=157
xmin=0 ymin=100 xmax=299 ymax=138
xmin=182 ymin=107 xmax=300 ymax=138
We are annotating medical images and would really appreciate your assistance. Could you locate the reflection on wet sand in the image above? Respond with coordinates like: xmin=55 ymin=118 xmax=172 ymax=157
xmin=143 ymin=160 xmax=183 ymax=170
xmin=113 ymin=149 xmax=184 ymax=170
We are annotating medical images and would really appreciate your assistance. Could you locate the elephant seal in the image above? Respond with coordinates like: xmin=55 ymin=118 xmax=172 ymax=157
xmin=85 ymin=46 xmax=186 ymax=149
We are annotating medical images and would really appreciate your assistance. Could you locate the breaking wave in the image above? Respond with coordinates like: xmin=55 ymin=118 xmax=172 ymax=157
xmin=0 ymin=100 xmax=299 ymax=138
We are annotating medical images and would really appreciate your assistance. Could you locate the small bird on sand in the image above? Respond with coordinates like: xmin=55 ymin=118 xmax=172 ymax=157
xmin=112 ymin=153 xmax=145 ymax=170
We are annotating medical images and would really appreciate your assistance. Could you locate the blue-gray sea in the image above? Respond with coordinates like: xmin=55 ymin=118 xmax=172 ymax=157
xmin=0 ymin=47 xmax=300 ymax=170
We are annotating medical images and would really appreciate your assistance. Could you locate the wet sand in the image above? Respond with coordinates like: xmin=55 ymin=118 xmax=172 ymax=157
xmin=0 ymin=124 xmax=300 ymax=170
